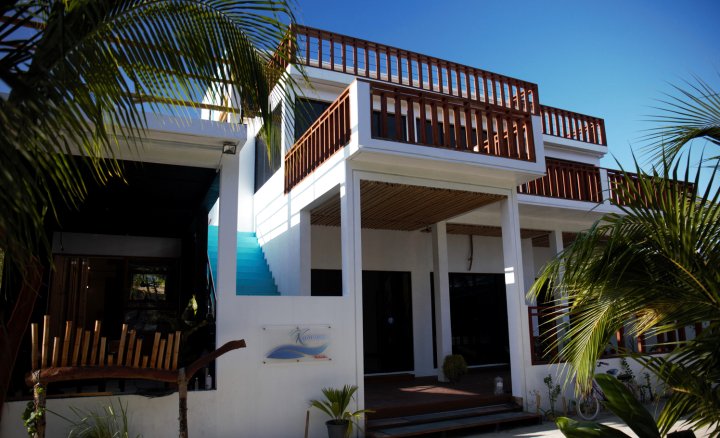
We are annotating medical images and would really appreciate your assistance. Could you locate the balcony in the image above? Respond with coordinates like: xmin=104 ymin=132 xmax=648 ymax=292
xmin=540 ymin=105 xmax=607 ymax=146
xmin=283 ymin=25 xmax=540 ymax=116
xmin=285 ymin=80 xmax=540 ymax=192
xmin=517 ymin=158 xmax=603 ymax=203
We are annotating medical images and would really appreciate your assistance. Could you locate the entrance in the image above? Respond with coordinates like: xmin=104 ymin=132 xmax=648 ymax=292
xmin=310 ymin=269 xmax=415 ymax=374
xmin=362 ymin=271 xmax=414 ymax=374
xmin=432 ymin=273 xmax=509 ymax=367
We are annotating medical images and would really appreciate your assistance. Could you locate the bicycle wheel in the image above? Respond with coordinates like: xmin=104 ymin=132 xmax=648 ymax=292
xmin=576 ymin=394 xmax=600 ymax=420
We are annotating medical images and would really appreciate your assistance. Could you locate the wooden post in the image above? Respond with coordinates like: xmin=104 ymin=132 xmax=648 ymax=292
xmin=32 ymin=372 xmax=46 ymax=438
xmin=178 ymin=368 xmax=188 ymax=438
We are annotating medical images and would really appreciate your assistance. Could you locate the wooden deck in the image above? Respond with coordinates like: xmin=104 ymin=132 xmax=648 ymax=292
xmin=365 ymin=368 xmax=512 ymax=420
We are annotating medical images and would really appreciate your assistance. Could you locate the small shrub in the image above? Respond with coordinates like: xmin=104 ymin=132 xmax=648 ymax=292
xmin=442 ymin=354 xmax=468 ymax=383
xmin=543 ymin=374 xmax=561 ymax=418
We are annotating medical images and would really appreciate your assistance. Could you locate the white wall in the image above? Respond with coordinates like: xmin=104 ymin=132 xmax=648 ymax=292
xmin=1 ymin=296 xmax=360 ymax=438
xmin=312 ymin=226 xmax=514 ymax=377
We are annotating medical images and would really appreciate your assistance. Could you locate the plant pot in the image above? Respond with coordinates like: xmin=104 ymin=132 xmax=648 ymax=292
xmin=326 ymin=420 xmax=349 ymax=438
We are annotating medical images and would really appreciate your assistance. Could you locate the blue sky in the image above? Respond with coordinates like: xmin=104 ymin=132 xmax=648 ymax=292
xmin=294 ymin=0 xmax=720 ymax=170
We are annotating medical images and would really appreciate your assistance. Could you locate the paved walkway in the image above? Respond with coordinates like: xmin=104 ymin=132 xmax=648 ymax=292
xmin=461 ymin=410 xmax=711 ymax=437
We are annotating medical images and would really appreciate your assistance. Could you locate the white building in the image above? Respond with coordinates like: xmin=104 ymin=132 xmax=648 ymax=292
xmin=2 ymin=25 xmax=668 ymax=438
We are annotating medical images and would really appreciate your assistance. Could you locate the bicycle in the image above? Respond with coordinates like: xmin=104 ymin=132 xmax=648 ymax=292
xmin=575 ymin=361 xmax=638 ymax=420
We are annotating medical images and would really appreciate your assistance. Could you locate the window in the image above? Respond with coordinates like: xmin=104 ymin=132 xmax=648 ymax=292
xmin=254 ymin=105 xmax=282 ymax=192
xmin=294 ymin=98 xmax=331 ymax=141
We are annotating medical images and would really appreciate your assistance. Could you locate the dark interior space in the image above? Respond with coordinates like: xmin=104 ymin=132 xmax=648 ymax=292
xmin=6 ymin=159 xmax=220 ymax=400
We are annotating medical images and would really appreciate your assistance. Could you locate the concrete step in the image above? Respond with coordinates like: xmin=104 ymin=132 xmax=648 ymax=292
xmin=367 ymin=409 xmax=542 ymax=437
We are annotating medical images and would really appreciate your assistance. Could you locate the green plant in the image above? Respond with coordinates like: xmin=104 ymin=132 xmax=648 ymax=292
xmin=68 ymin=398 xmax=140 ymax=438
xmin=0 ymin=0 xmax=301 ymax=417
xmin=442 ymin=354 xmax=468 ymax=383
xmin=543 ymin=374 xmax=562 ymax=418
xmin=556 ymin=374 xmax=662 ymax=438
xmin=310 ymin=385 xmax=372 ymax=437
xmin=529 ymin=153 xmax=720 ymax=435
xmin=21 ymin=396 xmax=44 ymax=437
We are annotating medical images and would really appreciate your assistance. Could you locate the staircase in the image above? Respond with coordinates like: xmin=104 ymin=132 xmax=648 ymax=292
xmin=366 ymin=400 xmax=541 ymax=437
xmin=207 ymin=226 xmax=279 ymax=296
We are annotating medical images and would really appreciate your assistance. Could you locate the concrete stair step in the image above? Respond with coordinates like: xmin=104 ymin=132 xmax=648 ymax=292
xmin=368 ymin=410 xmax=541 ymax=437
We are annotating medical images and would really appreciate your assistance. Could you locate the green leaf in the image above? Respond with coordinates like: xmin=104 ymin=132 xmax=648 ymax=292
xmin=595 ymin=374 xmax=660 ymax=438
xmin=556 ymin=417 xmax=633 ymax=438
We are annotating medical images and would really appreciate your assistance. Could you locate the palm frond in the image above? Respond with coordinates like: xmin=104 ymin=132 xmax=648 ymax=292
xmin=0 ymin=0 xmax=304 ymax=283
xmin=642 ymin=76 xmax=720 ymax=165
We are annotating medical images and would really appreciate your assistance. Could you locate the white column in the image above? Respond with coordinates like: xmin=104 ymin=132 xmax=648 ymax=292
xmin=500 ymin=191 xmax=528 ymax=399
xmin=340 ymin=166 xmax=365 ymax=410
xmin=549 ymin=229 xmax=564 ymax=256
xmin=298 ymin=210 xmax=312 ymax=296
xmin=432 ymin=221 xmax=453 ymax=382
xmin=599 ymin=168 xmax=610 ymax=204
xmin=217 ymin=152 xmax=240 ymax=300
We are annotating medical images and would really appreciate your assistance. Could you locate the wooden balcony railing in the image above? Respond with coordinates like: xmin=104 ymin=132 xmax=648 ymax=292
xmin=528 ymin=305 xmax=565 ymax=365
xmin=606 ymin=169 xmax=644 ymax=206
xmin=369 ymin=82 xmax=536 ymax=162
xmin=286 ymin=25 xmax=539 ymax=115
xmin=284 ymin=87 xmax=351 ymax=192
xmin=541 ymin=105 xmax=607 ymax=146
xmin=529 ymin=306 xmax=699 ymax=364
xmin=518 ymin=158 xmax=602 ymax=202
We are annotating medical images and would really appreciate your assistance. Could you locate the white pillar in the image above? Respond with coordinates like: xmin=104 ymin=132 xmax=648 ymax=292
xmin=432 ymin=221 xmax=453 ymax=382
xmin=549 ymin=229 xmax=564 ymax=256
xmin=216 ymin=152 xmax=240 ymax=301
xmin=340 ymin=166 xmax=365 ymax=410
xmin=500 ymin=191 xmax=528 ymax=399
xmin=599 ymin=168 xmax=610 ymax=204
xmin=298 ymin=210 xmax=312 ymax=296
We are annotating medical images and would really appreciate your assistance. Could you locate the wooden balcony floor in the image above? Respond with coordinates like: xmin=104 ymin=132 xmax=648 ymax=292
xmin=365 ymin=367 xmax=512 ymax=420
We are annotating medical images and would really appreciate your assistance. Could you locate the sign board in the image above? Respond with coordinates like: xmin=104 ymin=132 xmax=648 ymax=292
xmin=262 ymin=325 xmax=332 ymax=364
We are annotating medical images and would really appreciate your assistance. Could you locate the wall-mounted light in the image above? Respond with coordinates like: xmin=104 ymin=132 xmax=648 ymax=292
xmin=222 ymin=142 xmax=237 ymax=155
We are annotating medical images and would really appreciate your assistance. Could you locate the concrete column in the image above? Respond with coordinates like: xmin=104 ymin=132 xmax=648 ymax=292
xmin=431 ymin=222 xmax=453 ymax=382
xmin=216 ymin=151 xmax=240 ymax=301
xmin=500 ymin=191 xmax=528 ymax=399
xmin=549 ymin=229 xmax=564 ymax=256
xmin=298 ymin=210 xmax=312 ymax=296
xmin=599 ymin=168 xmax=610 ymax=204
xmin=340 ymin=166 xmax=365 ymax=409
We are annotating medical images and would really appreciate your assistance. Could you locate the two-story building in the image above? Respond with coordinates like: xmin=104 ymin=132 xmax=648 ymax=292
xmin=2 ymin=25 xmax=662 ymax=438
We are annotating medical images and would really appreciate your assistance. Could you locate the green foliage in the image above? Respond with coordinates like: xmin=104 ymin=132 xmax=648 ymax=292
xmin=556 ymin=375 xmax=660 ymax=438
xmin=309 ymin=385 xmax=372 ymax=437
xmin=68 ymin=399 xmax=140 ymax=438
xmin=21 ymin=397 xmax=44 ymax=437
xmin=543 ymin=374 xmax=562 ymax=417
xmin=0 ymin=0 xmax=302 ymax=282
xmin=529 ymin=154 xmax=720 ymax=435
xmin=643 ymin=76 xmax=720 ymax=164
xmin=442 ymin=354 xmax=468 ymax=383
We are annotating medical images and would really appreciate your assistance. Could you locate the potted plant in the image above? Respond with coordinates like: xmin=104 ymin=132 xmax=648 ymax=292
xmin=310 ymin=385 xmax=371 ymax=438
xmin=442 ymin=354 xmax=468 ymax=383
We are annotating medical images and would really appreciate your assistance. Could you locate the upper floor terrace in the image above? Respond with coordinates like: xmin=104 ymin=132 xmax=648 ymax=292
xmin=272 ymin=25 xmax=607 ymax=147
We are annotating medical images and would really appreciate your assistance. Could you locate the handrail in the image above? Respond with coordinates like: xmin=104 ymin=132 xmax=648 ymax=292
xmin=368 ymin=81 xmax=536 ymax=161
xmin=206 ymin=253 xmax=217 ymax=320
xmin=284 ymin=86 xmax=351 ymax=192
xmin=541 ymin=105 xmax=606 ymax=146
xmin=286 ymin=24 xmax=540 ymax=116
xmin=518 ymin=158 xmax=602 ymax=202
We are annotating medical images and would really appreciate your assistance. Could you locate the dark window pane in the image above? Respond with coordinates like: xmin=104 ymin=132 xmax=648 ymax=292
xmin=371 ymin=111 xmax=407 ymax=141
xmin=254 ymin=106 xmax=282 ymax=192
xmin=294 ymin=98 xmax=331 ymax=141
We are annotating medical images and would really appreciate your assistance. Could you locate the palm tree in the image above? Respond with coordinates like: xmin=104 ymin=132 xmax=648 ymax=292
xmin=529 ymin=80 xmax=720 ymax=436
xmin=0 ymin=0 xmax=299 ymax=419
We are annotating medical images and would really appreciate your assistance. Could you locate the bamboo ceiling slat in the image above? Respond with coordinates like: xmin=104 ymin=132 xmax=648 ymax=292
xmin=311 ymin=181 xmax=503 ymax=231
